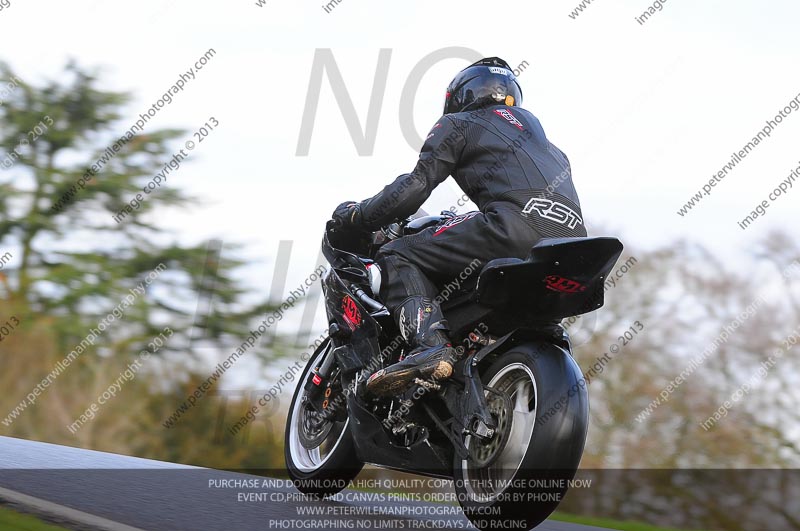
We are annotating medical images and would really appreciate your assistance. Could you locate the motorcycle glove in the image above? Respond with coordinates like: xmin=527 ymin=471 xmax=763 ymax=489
xmin=332 ymin=201 xmax=363 ymax=228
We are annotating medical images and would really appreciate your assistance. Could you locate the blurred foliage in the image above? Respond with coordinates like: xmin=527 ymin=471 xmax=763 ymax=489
xmin=570 ymin=232 xmax=800 ymax=469
xmin=558 ymin=229 xmax=800 ymax=530
xmin=0 ymin=505 xmax=71 ymax=531
xmin=0 ymin=62 xmax=281 ymax=469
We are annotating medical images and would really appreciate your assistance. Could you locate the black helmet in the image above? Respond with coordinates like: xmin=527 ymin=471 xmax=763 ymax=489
xmin=443 ymin=57 xmax=523 ymax=115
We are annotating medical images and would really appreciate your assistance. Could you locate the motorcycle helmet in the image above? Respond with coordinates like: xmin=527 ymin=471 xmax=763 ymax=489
xmin=443 ymin=57 xmax=523 ymax=115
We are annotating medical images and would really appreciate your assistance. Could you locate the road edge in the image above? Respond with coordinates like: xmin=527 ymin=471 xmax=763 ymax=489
xmin=0 ymin=485 xmax=145 ymax=531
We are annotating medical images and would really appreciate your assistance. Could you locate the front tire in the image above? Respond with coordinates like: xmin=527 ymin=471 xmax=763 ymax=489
xmin=285 ymin=339 xmax=363 ymax=497
xmin=453 ymin=346 xmax=589 ymax=530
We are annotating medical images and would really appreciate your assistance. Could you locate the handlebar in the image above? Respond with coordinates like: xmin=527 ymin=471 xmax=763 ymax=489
xmin=351 ymin=285 xmax=390 ymax=317
xmin=328 ymin=210 xmax=457 ymax=240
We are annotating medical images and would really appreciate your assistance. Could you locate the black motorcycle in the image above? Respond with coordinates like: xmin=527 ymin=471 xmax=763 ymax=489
xmin=285 ymin=212 xmax=623 ymax=530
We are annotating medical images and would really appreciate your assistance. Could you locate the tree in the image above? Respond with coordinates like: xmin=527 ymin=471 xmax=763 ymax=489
xmin=0 ymin=61 xmax=275 ymax=465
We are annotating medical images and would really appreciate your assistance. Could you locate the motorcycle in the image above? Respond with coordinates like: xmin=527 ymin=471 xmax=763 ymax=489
xmin=285 ymin=212 xmax=623 ymax=530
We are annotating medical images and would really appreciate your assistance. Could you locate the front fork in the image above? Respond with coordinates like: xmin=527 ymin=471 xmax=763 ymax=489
xmin=303 ymin=339 xmax=336 ymax=403
xmin=301 ymin=336 xmax=347 ymax=419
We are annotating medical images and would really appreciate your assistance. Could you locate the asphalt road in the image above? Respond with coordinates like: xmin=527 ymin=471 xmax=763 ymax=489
xmin=0 ymin=436 xmax=615 ymax=531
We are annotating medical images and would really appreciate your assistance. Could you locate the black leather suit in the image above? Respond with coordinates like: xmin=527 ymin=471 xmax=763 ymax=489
xmin=359 ymin=105 xmax=586 ymax=349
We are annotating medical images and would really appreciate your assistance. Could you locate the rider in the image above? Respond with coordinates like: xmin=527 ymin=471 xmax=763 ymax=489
xmin=332 ymin=57 xmax=586 ymax=397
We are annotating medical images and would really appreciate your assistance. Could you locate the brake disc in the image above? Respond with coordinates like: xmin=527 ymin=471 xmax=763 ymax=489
xmin=298 ymin=404 xmax=335 ymax=449
xmin=468 ymin=386 xmax=513 ymax=468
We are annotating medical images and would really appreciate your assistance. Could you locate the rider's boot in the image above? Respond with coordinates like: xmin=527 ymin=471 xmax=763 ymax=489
xmin=366 ymin=297 xmax=456 ymax=397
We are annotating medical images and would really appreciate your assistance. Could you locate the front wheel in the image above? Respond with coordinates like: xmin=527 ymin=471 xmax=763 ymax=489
xmin=285 ymin=339 xmax=363 ymax=497
xmin=453 ymin=346 xmax=589 ymax=530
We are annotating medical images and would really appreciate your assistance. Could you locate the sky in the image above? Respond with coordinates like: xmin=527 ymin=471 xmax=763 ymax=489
xmin=2 ymin=0 xmax=799 ymax=370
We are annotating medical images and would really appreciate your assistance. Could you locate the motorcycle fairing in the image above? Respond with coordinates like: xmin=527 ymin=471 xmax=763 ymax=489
xmin=322 ymin=268 xmax=381 ymax=375
xmin=345 ymin=392 xmax=454 ymax=476
xmin=476 ymin=237 xmax=623 ymax=321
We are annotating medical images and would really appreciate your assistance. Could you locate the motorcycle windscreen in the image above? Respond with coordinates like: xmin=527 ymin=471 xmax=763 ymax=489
xmin=475 ymin=237 xmax=624 ymax=321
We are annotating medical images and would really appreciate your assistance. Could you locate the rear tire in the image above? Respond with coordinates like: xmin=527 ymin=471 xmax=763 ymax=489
xmin=453 ymin=346 xmax=589 ymax=530
xmin=285 ymin=339 xmax=363 ymax=498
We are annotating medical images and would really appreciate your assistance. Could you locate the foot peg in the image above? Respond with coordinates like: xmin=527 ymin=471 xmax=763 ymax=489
xmin=413 ymin=378 xmax=441 ymax=391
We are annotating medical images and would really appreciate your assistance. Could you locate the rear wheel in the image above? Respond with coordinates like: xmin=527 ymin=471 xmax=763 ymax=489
xmin=453 ymin=347 xmax=589 ymax=530
xmin=285 ymin=339 xmax=363 ymax=497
